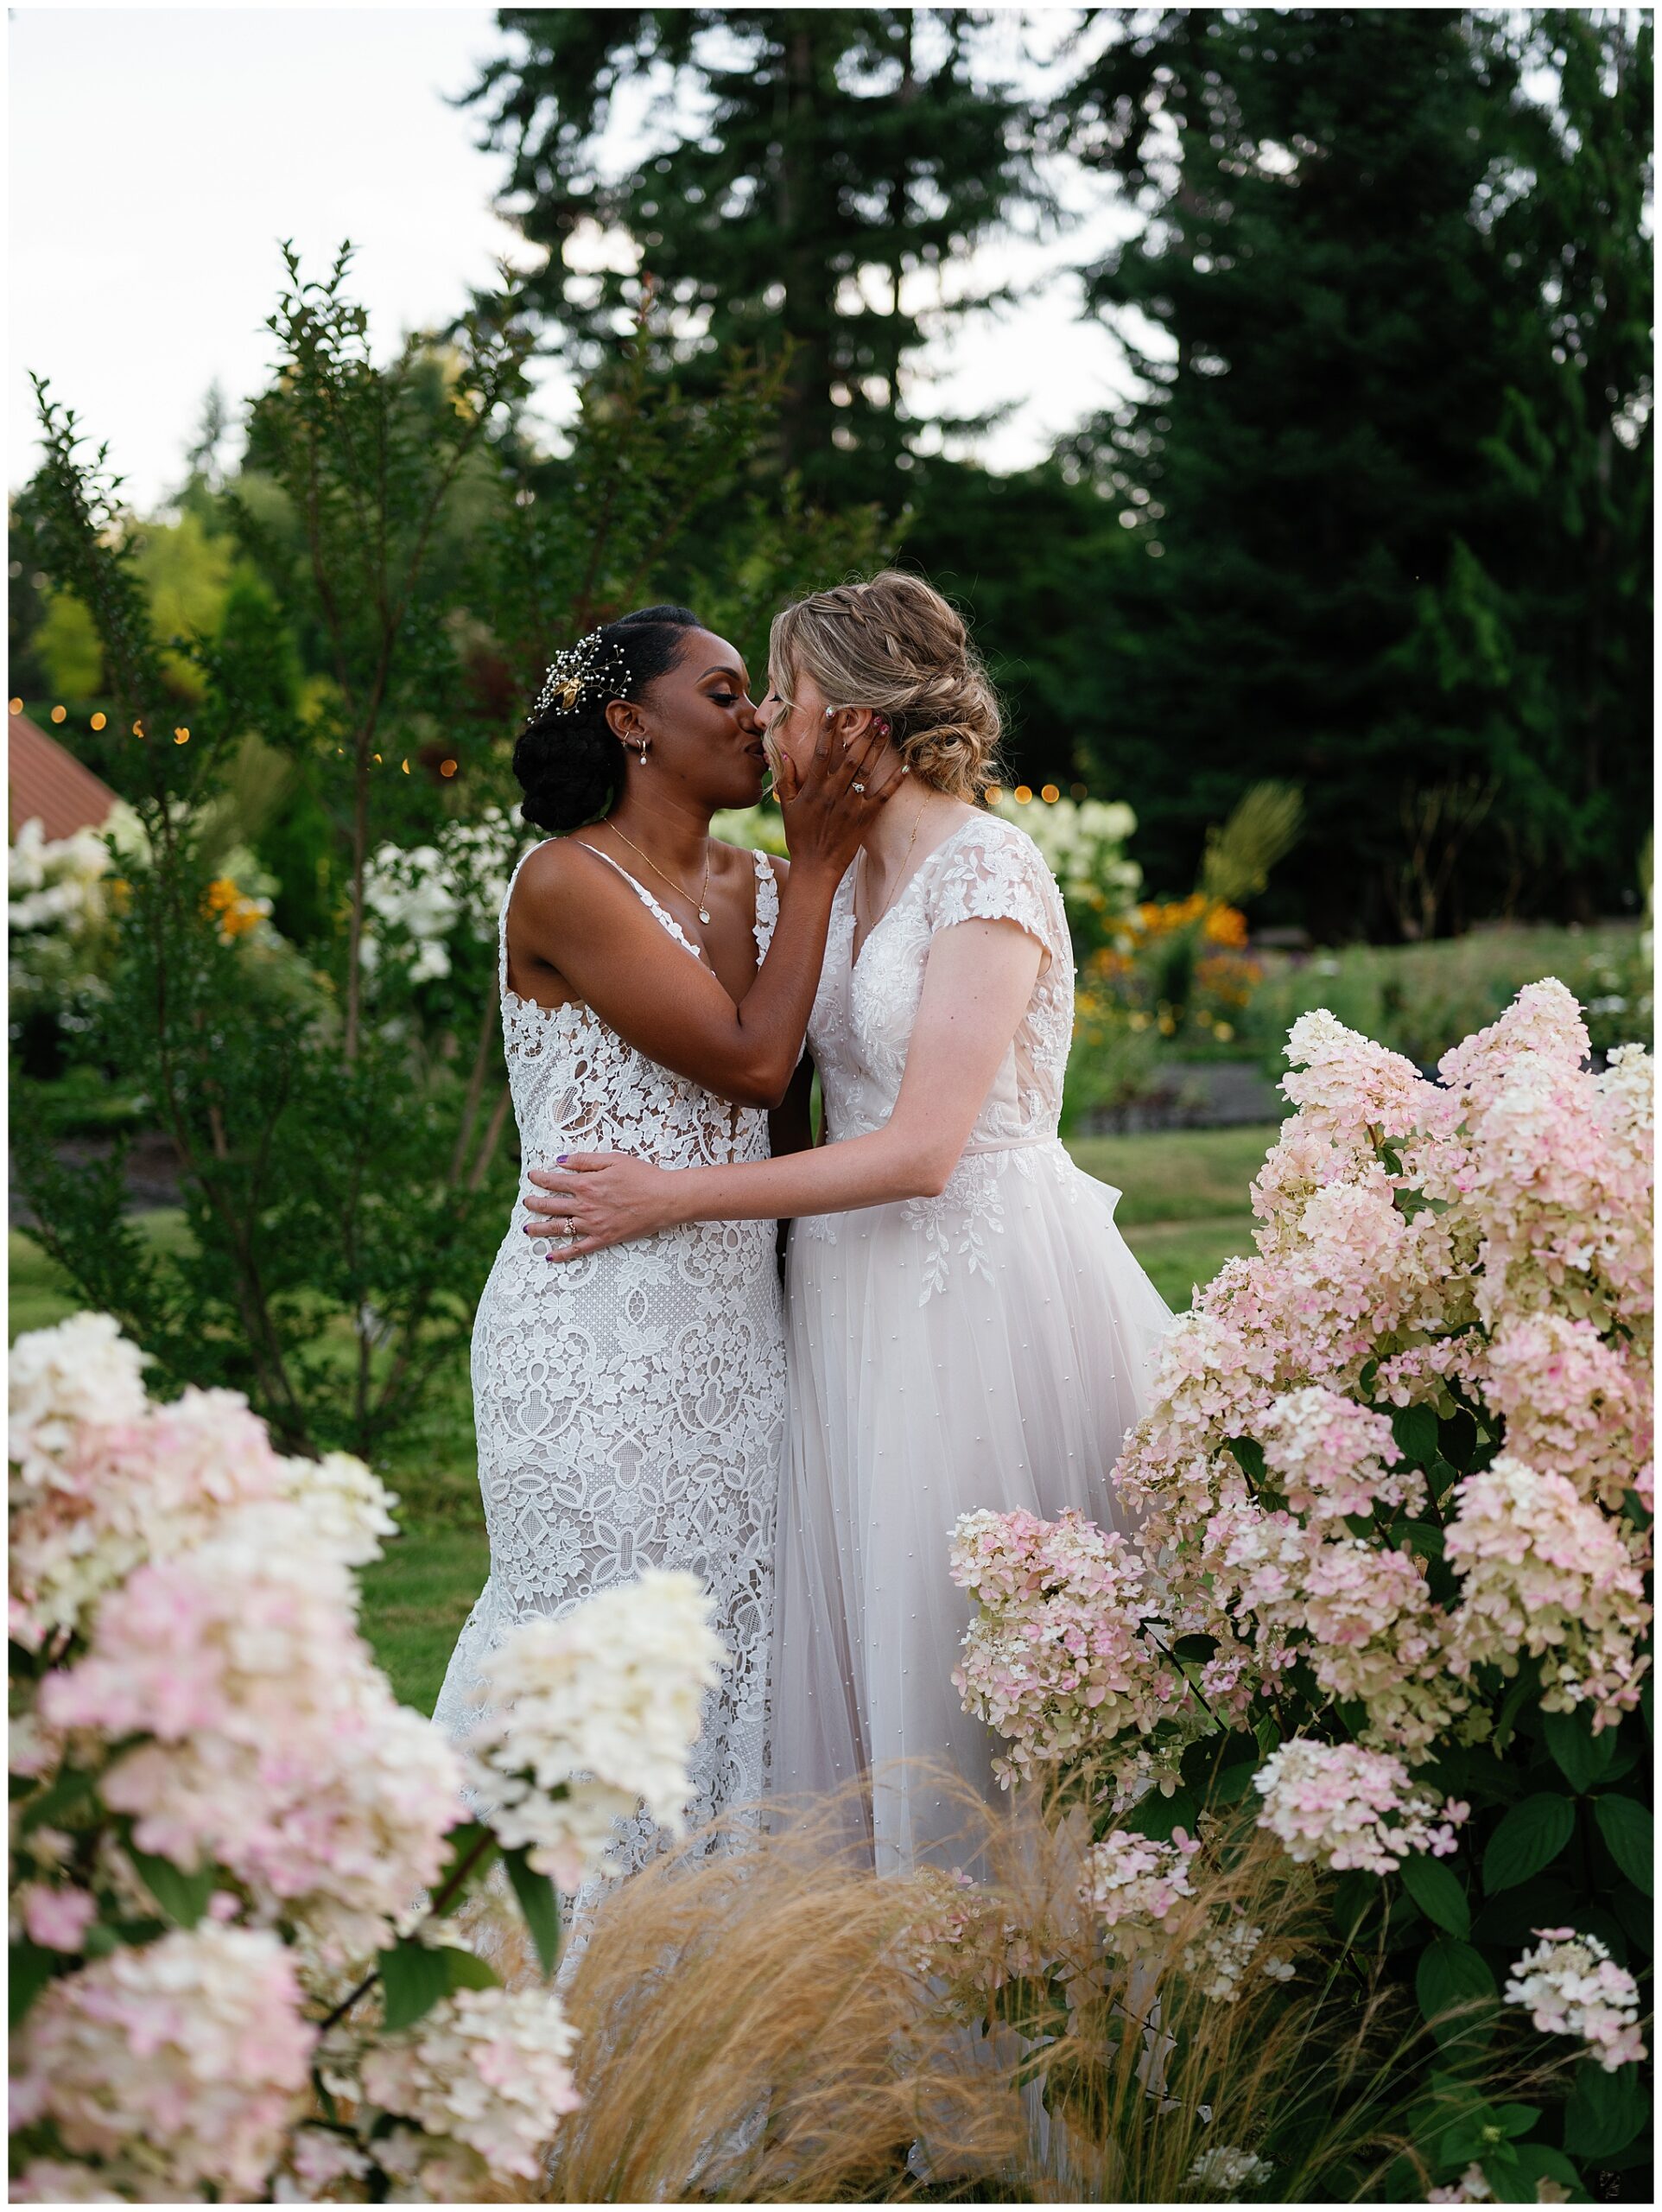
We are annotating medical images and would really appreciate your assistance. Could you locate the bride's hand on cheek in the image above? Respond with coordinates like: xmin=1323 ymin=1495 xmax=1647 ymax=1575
xmin=523 ymin=1155 xmax=678 ymax=1260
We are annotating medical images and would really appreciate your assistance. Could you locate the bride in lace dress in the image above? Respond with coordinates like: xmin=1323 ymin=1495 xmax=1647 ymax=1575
xmin=527 ymin=575 xmax=1172 ymax=1874
xmin=432 ymin=604 xmax=897 ymax=1900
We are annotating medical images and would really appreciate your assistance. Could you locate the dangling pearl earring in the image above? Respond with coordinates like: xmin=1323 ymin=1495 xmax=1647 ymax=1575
xmin=635 ymin=741 xmax=650 ymax=764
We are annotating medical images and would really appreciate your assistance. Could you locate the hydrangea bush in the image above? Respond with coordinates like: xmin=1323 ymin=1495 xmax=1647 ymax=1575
xmin=10 ymin=1313 xmax=722 ymax=2203
xmin=952 ymin=983 xmax=1652 ymax=2199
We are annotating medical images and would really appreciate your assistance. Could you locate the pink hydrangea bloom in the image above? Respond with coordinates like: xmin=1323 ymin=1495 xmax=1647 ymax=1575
xmin=1078 ymin=1828 xmax=1200 ymax=1940
xmin=950 ymin=1510 xmax=1196 ymax=1792
xmin=1259 ymin=1387 xmax=1417 ymax=1524
xmin=12 ymin=1924 xmax=314 ymax=2198
xmin=1444 ymin=1457 xmax=1648 ymax=1727
xmin=1505 ymin=1928 xmax=1646 ymax=2072
xmin=1486 ymin=1314 xmax=1651 ymax=1512
xmin=9 ymin=1314 xmax=397 ymax=1649
xmin=1252 ymin=1740 xmax=1466 ymax=1874
xmin=19 ymin=1882 xmax=97 ymax=1954
xmin=41 ymin=1531 xmax=464 ymax=1961
xmin=358 ymin=1986 xmax=580 ymax=2182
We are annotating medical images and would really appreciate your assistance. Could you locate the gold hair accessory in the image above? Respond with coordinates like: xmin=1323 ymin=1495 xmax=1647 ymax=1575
xmin=531 ymin=631 xmax=632 ymax=719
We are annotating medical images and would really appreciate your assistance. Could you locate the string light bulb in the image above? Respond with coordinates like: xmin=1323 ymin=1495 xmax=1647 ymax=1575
xmin=90 ymin=712 xmax=107 ymax=732
xmin=440 ymin=758 xmax=458 ymax=779
xmin=50 ymin=705 xmax=67 ymax=725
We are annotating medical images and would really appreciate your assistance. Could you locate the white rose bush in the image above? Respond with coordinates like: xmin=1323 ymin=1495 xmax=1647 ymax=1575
xmin=10 ymin=1313 xmax=722 ymax=2202
xmin=949 ymin=982 xmax=1652 ymax=2200
xmin=358 ymin=807 xmax=533 ymax=996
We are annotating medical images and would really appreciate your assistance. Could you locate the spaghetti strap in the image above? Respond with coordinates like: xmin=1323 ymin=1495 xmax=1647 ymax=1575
xmin=578 ymin=844 xmax=705 ymax=962
xmin=498 ymin=845 xmax=543 ymax=1001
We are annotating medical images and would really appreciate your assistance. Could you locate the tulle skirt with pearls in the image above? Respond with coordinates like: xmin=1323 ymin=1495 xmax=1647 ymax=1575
xmin=770 ymin=1139 xmax=1172 ymax=1873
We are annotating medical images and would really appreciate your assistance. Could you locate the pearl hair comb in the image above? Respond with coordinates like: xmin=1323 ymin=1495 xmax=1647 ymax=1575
xmin=531 ymin=631 xmax=632 ymax=718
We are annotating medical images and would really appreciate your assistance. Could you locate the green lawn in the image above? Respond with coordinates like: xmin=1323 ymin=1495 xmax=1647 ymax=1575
xmin=9 ymin=1122 xmax=1270 ymax=1713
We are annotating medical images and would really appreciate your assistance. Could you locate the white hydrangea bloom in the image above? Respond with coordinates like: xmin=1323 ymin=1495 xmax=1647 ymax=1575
xmin=1187 ymin=2143 xmax=1275 ymax=2195
xmin=1505 ymin=1927 xmax=1646 ymax=2072
xmin=9 ymin=1313 xmax=150 ymax=1485
xmin=10 ymin=1923 xmax=314 ymax=2199
xmin=280 ymin=1449 xmax=401 ymax=1570
xmin=358 ymin=1986 xmax=580 ymax=2182
xmin=358 ymin=810 xmax=532 ymax=982
xmin=467 ymin=1567 xmax=725 ymax=1889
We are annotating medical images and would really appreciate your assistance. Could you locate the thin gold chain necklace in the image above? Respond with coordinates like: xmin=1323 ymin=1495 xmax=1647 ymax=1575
xmin=603 ymin=823 xmax=713 ymax=926
xmin=855 ymin=797 xmax=923 ymax=950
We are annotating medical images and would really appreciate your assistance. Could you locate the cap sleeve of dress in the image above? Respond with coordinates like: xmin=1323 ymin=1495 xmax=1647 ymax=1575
xmin=925 ymin=814 xmax=1067 ymax=969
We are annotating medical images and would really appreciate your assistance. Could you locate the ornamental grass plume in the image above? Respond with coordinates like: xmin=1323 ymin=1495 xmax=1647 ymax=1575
xmin=458 ymin=1767 xmax=1556 ymax=2205
xmin=903 ymin=1776 xmax=1560 ymax=2204
xmin=538 ymin=1774 xmax=1030 ymax=2203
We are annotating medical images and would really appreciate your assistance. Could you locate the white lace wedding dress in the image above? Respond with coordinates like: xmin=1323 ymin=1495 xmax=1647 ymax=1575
xmin=433 ymin=845 xmax=787 ymax=1902
xmin=771 ymin=811 xmax=1172 ymax=1872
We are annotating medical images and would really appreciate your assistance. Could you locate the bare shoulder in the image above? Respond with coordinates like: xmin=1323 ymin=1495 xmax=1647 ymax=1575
xmin=513 ymin=834 xmax=621 ymax=907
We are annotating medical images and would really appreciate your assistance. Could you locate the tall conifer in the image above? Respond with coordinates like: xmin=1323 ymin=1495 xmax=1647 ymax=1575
xmin=467 ymin=9 xmax=1036 ymax=504
xmin=1062 ymin=8 xmax=1651 ymax=934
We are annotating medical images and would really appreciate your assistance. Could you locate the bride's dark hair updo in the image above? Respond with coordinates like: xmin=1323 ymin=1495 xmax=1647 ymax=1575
xmin=512 ymin=605 xmax=703 ymax=834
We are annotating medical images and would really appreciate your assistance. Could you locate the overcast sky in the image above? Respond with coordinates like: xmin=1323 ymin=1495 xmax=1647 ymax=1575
xmin=10 ymin=3 xmax=1139 ymax=513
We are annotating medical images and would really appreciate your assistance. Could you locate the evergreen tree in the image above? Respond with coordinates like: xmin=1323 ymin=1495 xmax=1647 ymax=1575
xmin=465 ymin=9 xmax=1037 ymax=503
xmin=898 ymin=455 xmax=1142 ymax=792
xmin=1061 ymin=7 xmax=1652 ymax=937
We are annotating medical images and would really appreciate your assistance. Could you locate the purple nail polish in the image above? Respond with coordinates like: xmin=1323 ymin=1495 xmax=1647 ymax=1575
xmin=555 ymin=1154 xmax=568 ymax=1164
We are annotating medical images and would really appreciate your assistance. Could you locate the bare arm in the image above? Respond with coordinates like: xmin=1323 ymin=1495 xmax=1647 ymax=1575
xmin=511 ymin=732 xmax=899 ymax=1112
xmin=766 ymin=1051 xmax=818 ymax=1161
xmin=527 ymin=918 xmax=1045 ymax=1255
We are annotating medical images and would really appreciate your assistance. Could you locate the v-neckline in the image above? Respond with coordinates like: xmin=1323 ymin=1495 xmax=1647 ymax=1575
xmin=847 ymin=813 xmax=980 ymax=974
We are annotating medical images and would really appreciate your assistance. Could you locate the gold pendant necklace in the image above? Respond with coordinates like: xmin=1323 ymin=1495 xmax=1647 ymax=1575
xmin=857 ymin=797 xmax=924 ymax=948
xmin=604 ymin=824 xmax=713 ymax=925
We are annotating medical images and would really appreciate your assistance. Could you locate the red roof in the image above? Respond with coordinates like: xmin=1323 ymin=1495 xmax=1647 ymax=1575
xmin=8 ymin=714 xmax=118 ymax=842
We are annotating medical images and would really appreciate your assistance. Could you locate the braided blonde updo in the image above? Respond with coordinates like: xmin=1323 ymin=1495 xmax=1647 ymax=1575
xmin=768 ymin=571 xmax=1005 ymax=801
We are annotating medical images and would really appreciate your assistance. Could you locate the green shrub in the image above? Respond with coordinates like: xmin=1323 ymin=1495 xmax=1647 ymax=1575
xmin=1243 ymin=924 xmax=1651 ymax=1071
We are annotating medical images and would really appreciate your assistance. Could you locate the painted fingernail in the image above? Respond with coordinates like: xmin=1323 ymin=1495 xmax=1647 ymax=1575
xmin=555 ymin=1154 xmax=568 ymax=1164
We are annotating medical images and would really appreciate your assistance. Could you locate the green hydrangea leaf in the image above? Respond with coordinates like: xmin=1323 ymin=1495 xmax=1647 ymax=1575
xmin=1481 ymin=1794 xmax=1574 ymax=1894
xmin=1400 ymin=1853 xmax=1471 ymax=1938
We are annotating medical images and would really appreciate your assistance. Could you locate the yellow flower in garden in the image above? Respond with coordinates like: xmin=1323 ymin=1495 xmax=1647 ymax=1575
xmin=202 ymin=877 xmax=268 ymax=943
